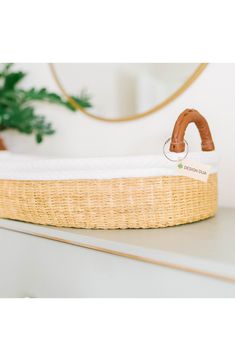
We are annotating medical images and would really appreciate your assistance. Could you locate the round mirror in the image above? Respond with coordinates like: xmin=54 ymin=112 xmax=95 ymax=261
xmin=50 ymin=63 xmax=207 ymax=121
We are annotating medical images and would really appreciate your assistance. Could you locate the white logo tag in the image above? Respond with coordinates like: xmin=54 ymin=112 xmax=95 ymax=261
xmin=177 ymin=161 xmax=211 ymax=182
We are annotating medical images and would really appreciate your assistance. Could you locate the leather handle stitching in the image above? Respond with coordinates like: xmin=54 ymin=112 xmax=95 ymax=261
xmin=169 ymin=109 xmax=215 ymax=153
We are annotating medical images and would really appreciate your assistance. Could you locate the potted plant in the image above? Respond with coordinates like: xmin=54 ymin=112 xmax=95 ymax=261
xmin=0 ymin=63 xmax=91 ymax=150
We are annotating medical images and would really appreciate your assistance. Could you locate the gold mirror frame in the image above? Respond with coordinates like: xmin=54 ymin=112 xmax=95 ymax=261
xmin=49 ymin=63 xmax=208 ymax=122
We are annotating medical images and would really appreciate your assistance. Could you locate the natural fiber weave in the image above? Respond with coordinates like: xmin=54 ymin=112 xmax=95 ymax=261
xmin=0 ymin=174 xmax=217 ymax=229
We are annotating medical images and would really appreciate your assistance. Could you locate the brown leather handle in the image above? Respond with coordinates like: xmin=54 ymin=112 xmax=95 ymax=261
xmin=0 ymin=136 xmax=6 ymax=151
xmin=169 ymin=109 xmax=215 ymax=153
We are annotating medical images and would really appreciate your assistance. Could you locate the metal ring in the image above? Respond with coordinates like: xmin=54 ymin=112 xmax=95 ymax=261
xmin=163 ymin=138 xmax=189 ymax=162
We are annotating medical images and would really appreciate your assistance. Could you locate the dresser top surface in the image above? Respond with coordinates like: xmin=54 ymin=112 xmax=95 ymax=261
xmin=1 ymin=208 xmax=235 ymax=282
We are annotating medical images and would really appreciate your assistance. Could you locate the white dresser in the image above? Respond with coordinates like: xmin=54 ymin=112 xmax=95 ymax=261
xmin=0 ymin=208 xmax=235 ymax=297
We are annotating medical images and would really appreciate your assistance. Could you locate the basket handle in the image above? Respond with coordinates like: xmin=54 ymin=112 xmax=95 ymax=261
xmin=169 ymin=109 xmax=215 ymax=153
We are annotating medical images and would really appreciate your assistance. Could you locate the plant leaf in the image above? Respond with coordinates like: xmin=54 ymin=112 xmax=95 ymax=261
xmin=3 ymin=71 xmax=26 ymax=90
xmin=0 ymin=63 xmax=92 ymax=144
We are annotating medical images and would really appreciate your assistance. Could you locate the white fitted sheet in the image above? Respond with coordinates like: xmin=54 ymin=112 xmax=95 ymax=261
xmin=0 ymin=151 xmax=218 ymax=180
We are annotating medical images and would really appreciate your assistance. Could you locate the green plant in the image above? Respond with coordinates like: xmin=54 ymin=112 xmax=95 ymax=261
xmin=0 ymin=63 xmax=92 ymax=148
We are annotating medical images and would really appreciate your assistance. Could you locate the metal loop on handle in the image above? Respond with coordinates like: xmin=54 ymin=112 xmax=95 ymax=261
xmin=163 ymin=138 xmax=189 ymax=162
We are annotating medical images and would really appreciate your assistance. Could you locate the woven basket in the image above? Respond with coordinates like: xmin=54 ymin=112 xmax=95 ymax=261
xmin=0 ymin=109 xmax=217 ymax=229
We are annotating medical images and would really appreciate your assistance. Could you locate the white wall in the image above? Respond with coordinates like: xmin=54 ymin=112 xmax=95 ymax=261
xmin=3 ymin=63 xmax=235 ymax=207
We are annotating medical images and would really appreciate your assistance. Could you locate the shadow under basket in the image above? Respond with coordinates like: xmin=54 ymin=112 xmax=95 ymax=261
xmin=0 ymin=109 xmax=218 ymax=229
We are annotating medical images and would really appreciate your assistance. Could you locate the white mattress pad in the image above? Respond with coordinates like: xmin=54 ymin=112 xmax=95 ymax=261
xmin=0 ymin=151 xmax=218 ymax=180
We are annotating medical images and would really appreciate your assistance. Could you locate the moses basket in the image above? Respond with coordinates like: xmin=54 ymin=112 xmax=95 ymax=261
xmin=0 ymin=109 xmax=217 ymax=229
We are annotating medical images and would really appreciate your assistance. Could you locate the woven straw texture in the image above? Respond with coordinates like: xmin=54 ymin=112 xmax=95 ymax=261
xmin=0 ymin=174 xmax=217 ymax=229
